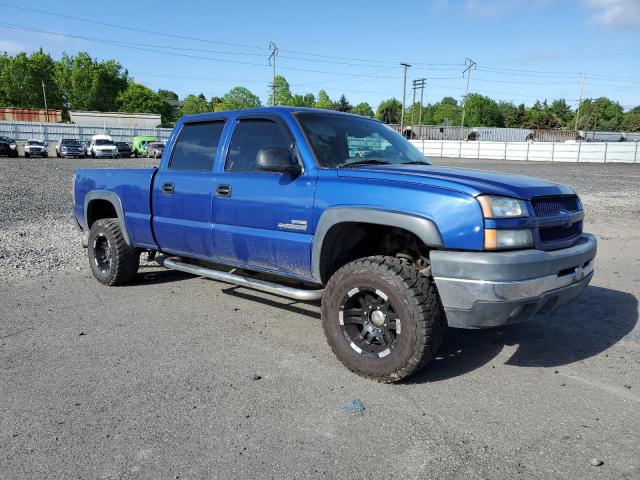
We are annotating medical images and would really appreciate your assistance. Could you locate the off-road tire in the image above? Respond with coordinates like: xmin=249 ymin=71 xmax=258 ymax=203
xmin=88 ymin=218 xmax=140 ymax=286
xmin=322 ymin=255 xmax=446 ymax=383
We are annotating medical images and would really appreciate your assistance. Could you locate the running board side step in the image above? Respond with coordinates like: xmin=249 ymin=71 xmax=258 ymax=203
xmin=161 ymin=258 xmax=324 ymax=301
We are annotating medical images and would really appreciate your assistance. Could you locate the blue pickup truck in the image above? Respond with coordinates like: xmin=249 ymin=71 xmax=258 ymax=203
xmin=73 ymin=107 xmax=596 ymax=382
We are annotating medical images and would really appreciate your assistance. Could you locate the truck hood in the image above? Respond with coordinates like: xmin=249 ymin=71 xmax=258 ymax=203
xmin=336 ymin=165 xmax=574 ymax=199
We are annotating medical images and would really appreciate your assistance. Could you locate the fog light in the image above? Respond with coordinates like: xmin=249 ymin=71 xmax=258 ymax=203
xmin=485 ymin=229 xmax=533 ymax=250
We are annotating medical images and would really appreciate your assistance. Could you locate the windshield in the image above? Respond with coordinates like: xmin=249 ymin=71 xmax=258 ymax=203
xmin=296 ymin=113 xmax=430 ymax=168
xmin=61 ymin=139 xmax=80 ymax=145
xmin=27 ymin=140 xmax=43 ymax=146
xmin=116 ymin=142 xmax=129 ymax=147
xmin=95 ymin=139 xmax=114 ymax=146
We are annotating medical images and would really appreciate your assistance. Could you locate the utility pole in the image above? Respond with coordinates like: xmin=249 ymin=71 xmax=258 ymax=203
xmin=415 ymin=78 xmax=426 ymax=139
xmin=460 ymin=58 xmax=476 ymax=128
xmin=41 ymin=79 xmax=49 ymax=123
xmin=268 ymin=41 xmax=278 ymax=106
xmin=574 ymin=72 xmax=586 ymax=131
xmin=411 ymin=79 xmax=417 ymax=138
xmin=399 ymin=62 xmax=411 ymax=134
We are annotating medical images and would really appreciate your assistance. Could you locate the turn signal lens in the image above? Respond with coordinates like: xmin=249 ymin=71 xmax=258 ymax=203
xmin=484 ymin=229 xmax=533 ymax=250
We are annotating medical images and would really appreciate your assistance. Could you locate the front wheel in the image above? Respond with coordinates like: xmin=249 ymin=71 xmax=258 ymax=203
xmin=322 ymin=256 xmax=446 ymax=383
xmin=88 ymin=218 xmax=140 ymax=285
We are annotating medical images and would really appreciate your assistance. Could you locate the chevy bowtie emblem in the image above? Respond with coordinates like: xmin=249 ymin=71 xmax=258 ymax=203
xmin=559 ymin=209 xmax=573 ymax=228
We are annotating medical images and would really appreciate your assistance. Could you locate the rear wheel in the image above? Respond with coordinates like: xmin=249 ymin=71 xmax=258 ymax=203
xmin=88 ymin=218 xmax=140 ymax=285
xmin=322 ymin=256 xmax=446 ymax=383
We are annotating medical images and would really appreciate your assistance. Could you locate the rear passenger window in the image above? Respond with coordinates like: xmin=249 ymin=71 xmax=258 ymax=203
xmin=225 ymin=120 xmax=291 ymax=172
xmin=169 ymin=121 xmax=225 ymax=171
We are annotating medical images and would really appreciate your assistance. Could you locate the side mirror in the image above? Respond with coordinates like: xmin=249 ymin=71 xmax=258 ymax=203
xmin=257 ymin=148 xmax=301 ymax=175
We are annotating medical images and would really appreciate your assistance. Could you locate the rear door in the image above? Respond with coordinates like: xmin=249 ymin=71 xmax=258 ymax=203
xmin=211 ymin=115 xmax=316 ymax=278
xmin=152 ymin=121 xmax=225 ymax=260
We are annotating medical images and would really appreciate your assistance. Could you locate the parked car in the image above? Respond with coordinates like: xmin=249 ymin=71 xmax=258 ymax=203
xmin=87 ymin=134 xmax=118 ymax=158
xmin=115 ymin=142 xmax=132 ymax=158
xmin=0 ymin=136 xmax=18 ymax=157
xmin=131 ymin=136 xmax=157 ymax=157
xmin=56 ymin=138 xmax=85 ymax=158
xmin=73 ymin=107 xmax=597 ymax=383
xmin=146 ymin=141 xmax=165 ymax=158
xmin=24 ymin=139 xmax=48 ymax=158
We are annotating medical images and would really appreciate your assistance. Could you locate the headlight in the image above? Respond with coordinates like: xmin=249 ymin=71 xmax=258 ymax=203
xmin=485 ymin=229 xmax=533 ymax=250
xmin=477 ymin=195 xmax=528 ymax=218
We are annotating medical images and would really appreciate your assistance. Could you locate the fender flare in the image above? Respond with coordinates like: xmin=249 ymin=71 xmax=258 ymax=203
xmin=312 ymin=207 xmax=444 ymax=282
xmin=84 ymin=190 xmax=132 ymax=246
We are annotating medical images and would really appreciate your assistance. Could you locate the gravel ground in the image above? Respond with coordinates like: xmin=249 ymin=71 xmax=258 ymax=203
xmin=1 ymin=156 xmax=639 ymax=479
xmin=0 ymin=157 xmax=157 ymax=278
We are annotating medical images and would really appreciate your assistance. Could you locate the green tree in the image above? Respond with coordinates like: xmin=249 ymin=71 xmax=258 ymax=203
xmin=333 ymin=94 xmax=352 ymax=112
xmin=179 ymin=93 xmax=210 ymax=115
xmin=376 ymin=98 xmax=402 ymax=124
xmin=548 ymin=99 xmax=574 ymax=128
xmin=117 ymin=82 xmax=164 ymax=114
xmin=291 ymin=93 xmax=315 ymax=107
xmin=315 ymin=90 xmax=333 ymax=110
xmin=0 ymin=50 xmax=65 ymax=113
xmin=156 ymin=89 xmax=179 ymax=126
xmin=268 ymin=75 xmax=293 ymax=106
xmin=431 ymin=97 xmax=460 ymax=126
xmin=576 ymin=97 xmax=624 ymax=131
xmin=463 ymin=93 xmax=503 ymax=127
xmin=623 ymin=106 xmax=640 ymax=132
xmin=217 ymin=86 xmax=261 ymax=111
xmin=352 ymin=102 xmax=374 ymax=117
xmin=208 ymin=96 xmax=223 ymax=111
xmin=54 ymin=52 xmax=128 ymax=112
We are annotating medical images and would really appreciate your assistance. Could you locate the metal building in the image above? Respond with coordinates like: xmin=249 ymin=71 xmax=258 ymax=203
xmin=69 ymin=111 xmax=162 ymax=129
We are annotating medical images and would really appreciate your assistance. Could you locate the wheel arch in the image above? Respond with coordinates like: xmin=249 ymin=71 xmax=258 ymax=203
xmin=313 ymin=207 xmax=444 ymax=284
xmin=84 ymin=190 xmax=132 ymax=246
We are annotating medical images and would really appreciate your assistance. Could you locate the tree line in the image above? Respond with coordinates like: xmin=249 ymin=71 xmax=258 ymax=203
xmin=1 ymin=49 xmax=639 ymax=132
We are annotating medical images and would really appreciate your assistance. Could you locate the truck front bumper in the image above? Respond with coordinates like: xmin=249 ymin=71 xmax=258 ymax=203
xmin=431 ymin=234 xmax=597 ymax=329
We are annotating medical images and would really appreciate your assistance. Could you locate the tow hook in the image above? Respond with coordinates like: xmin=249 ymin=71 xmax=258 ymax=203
xmin=81 ymin=233 xmax=89 ymax=248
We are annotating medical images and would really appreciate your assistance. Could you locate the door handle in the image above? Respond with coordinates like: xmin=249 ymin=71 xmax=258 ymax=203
xmin=216 ymin=184 xmax=232 ymax=198
xmin=161 ymin=182 xmax=175 ymax=194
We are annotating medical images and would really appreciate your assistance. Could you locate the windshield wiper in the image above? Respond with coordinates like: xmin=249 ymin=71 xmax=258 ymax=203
xmin=399 ymin=161 xmax=431 ymax=165
xmin=337 ymin=159 xmax=392 ymax=168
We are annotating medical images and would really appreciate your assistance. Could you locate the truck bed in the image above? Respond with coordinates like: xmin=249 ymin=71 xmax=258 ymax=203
xmin=74 ymin=168 xmax=158 ymax=249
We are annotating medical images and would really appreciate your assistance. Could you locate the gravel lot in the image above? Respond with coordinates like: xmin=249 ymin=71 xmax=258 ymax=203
xmin=1 ymin=156 xmax=639 ymax=479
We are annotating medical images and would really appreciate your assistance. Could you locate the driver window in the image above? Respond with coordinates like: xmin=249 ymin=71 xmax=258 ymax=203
xmin=226 ymin=119 xmax=291 ymax=172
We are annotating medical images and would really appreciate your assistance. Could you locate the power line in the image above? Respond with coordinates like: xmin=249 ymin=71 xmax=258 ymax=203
xmin=0 ymin=2 xmax=462 ymax=70
xmin=0 ymin=23 xmax=404 ymax=79
xmin=0 ymin=2 xmax=265 ymax=50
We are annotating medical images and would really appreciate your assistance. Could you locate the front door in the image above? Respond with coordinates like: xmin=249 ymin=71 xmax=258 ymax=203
xmin=212 ymin=117 xmax=316 ymax=279
xmin=152 ymin=121 xmax=225 ymax=260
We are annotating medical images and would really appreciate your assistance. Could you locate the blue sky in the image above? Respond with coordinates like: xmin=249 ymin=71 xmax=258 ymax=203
xmin=1 ymin=0 xmax=639 ymax=110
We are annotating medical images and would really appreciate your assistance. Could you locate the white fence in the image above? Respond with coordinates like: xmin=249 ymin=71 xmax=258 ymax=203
xmin=0 ymin=120 xmax=173 ymax=144
xmin=411 ymin=140 xmax=639 ymax=163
